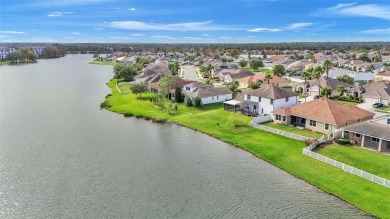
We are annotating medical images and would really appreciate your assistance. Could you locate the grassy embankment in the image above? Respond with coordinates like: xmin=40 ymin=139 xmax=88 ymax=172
xmin=376 ymin=105 xmax=390 ymax=114
xmin=89 ymin=61 xmax=117 ymax=66
xmin=104 ymin=79 xmax=390 ymax=219
xmin=315 ymin=144 xmax=390 ymax=180
xmin=0 ymin=60 xmax=10 ymax=66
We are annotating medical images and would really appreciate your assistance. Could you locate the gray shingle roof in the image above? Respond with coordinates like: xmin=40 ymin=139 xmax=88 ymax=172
xmin=342 ymin=121 xmax=390 ymax=141
xmin=247 ymin=84 xmax=298 ymax=99
xmin=183 ymin=82 xmax=232 ymax=98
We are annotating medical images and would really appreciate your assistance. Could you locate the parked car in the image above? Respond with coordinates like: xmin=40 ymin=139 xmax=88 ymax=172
xmin=372 ymin=103 xmax=384 ymax=108
xmin=313 ymin=95 xmax=320 ymax=99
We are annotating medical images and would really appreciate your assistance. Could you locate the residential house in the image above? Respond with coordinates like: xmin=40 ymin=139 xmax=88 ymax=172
xmin=219 ymin=69 xmax=254 ymax=83
xmin=271 ymin=98 xmax=374 ymax=134
xmin=134 ymin=62 xmax=171 ymax=84
xmin=362 ymin=81 xmax=390 ymax=105
xmin=238 ymin=73 xmax=289 ymax=88
xmin=224 ymin=84 xmax=298 ymax=116
xmin=148 ymin=76 xmax=194 ymax=100
xmin=211 ymin=63 xmax=238 ymax=79
xmin=295 ymin=76 xmax=363 ymax=97
xmin=328 ymin=69 xmax=374 ymax=84
xmin=183 ymin=82 xmax=233 ymax=105
xmin=116 ymin=56 xmax=137 ymax=64
xmin=341 ymin=116 xmax=390 ymax=153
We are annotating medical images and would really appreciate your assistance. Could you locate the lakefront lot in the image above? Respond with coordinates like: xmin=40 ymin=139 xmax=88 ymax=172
xmin=104 ymin=79 xmax=390 ymax=219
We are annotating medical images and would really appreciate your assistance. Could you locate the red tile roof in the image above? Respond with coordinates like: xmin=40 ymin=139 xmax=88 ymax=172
xmin=272 ymin=98 xmax=374 ymax=126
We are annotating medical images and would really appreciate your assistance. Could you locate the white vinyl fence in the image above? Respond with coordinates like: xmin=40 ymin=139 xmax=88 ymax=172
xmin=249 ymin=121 xmax=314 ymax=142
xmin=303 ymin=147 xmax=390 ymax=188
xmin=116 ymin=81 xmax=132 ymax=94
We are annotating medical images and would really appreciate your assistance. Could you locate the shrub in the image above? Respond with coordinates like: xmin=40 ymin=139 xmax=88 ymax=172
xmin=228 ymin=113 xmax=247 ymax=127
xmin=123 ymin=113 xmax=134 ymax=117
xmin=105 ymin=94 xmax=112 ymax=98
xmin=335 ymin=138 xmax=350 ymax=145
xmin=185 ymin=96 xmax=193 ymax=107
xmin=304 ymin=139 xmax=317 ymax=146
xmin=194 ymin=97 xmax=202 ymax=107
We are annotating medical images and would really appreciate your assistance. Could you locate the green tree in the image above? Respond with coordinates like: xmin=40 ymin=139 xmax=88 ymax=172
xmin=249 ymin=59 xmax=264 ymax=71
xmin=272 ymin=64 xmax=286 ymax=77
xmin=336 ymin=86 xmax=347 ymax=96
xmin=323 ymin=60 xmax=332 ymax=87
xmin=358 ymin=53 xmax=371 ymax=62
xmin=7 ymin=52 xmax=22 ymax=64
xmin=239 ymin=60 xmax=248 ymax=68
xmin=249 ymin=80 xmax=263 ymax=89
xmin=113 ymin=63 xmax=138 ymax=81
xmin=158 ymin=75 xmax=174 ymax=100
xmin=130 ymin=84 xmax=149 ymax=98
xmin=185 ymin=96 xmax=193 ymax=107
xmin=321 ymin=86 xmax=332 ymax=97
xmin=193 ymin=97 xmax=202 ymax=107
xmin=336 ymin=74 xmax=354 ymax=84
xmin=366 ymin=64 xmax=375 ymax=72
xmin=174 ymin=87 xmax=183 ymax=103
xmin=168 ymin=60 xmax=180 ymax=75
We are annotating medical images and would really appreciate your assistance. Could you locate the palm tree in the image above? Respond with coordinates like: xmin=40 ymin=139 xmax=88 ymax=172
xmin=323 ymin=60 xmax=332 ymax=87
xmin=301 ymin=71 xmax=310 ymax=102
xmin=228 ymin=81 xmax=241 ymax=98
xmin=312 ymin=66 xmax=323 ymax=96
xmin=265 ymin=74 xmax=273 ymax=84
xmin=249 ymin=79 xmax=263 ymax=89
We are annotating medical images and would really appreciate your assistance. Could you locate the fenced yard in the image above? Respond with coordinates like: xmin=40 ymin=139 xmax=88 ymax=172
xmin=249 ymin=121 xmax=314 ymax=141
xmin=116 ymin=81 xmax=133 ymax=94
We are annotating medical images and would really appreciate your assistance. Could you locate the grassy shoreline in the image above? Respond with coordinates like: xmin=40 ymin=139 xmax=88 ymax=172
xmin=103 ymin=79 xmax=390 ymax=218
xmin=89 ymin=61 xmax=117 ymax=66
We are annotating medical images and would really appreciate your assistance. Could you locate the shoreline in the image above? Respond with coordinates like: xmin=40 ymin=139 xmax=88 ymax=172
xmin=103 ymin=79 xmax=389 ymax=219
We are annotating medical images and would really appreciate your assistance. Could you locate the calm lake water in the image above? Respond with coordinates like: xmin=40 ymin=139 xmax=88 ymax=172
xmin=0 ymin=55 xmax=370 ymax=218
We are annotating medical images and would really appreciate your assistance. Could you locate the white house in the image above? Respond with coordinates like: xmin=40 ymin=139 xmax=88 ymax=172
xmin=224 ymin=84 xmax=298 ymax=116
xmin=183 ymin=82 xmax=233 ymax=105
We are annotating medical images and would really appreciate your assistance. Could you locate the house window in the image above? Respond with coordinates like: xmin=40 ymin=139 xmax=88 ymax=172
xmin=371 ymin=137 xmax=379 ymax=143
xmin=217 ymin=96 xmax=219 ymax=100
xmin=270 ymin=99 xmax=274 ymax=105
xmin=276 ymin=115 xmax=281 ymax=120
xmin=247 ymin=95 xmax=251 ymax=100
xmin=282 ymin=116 xmax=286 ymax=121
xmin=324 ymin=123 xmax=329 ymax=130
xmin=185 ymin=87 xmax=190 ymax=91
xmin=309 ymin=120 xmax=317 ymax=127
xmin=355 ymin=133 xmax=361 ymax=138
xmin=258 ymin=97 xmax=261 ymax=102
xmin=212 ymin=96 xmax=214 ymax=100
xmin=285 ymin=97 xmax=289 ymax=102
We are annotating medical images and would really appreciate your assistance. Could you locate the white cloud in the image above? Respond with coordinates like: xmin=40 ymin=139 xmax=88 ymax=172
xmin=72 ymin=32 xmax=80 ymax=35
xmin=315 ymin=3 xmax=390 ymax=20
xmin=219 ymin=36 xmax=231 ymax=39
xmin=1 ymin=31 xmax=26 ymax=34
xmin=108 ymin=20 xmax=240 ymax=31
xmin=93 ymin=28 xmax=104 ymax=31
xmin=110 ymin=37 xmax=132 ymax=40
xmin=128 ymin=8 xmax=136 ymax=11
xmin=131 ymin=33 xmax=144 ymax=36
xmin=183 ymin=37 xmax=202 ymax=40
xmin=248 ymin=28 xmax=282 ymax=32
xmin=202 ymin=33 xmax=209 ymax=36
xmin=287 ymin=23 xmax=313 ymax=29
xmin=306 ymin=33 xmax=318 ymax=36
xmin=360 ymin=28 xmax=390 ymax=34
xmin=0 ymin=35 xmax=10 ymax=38
xmin=47 ymin=11 xmax=74 ymax=17
xmin=151 ymin=35 xmax=176 ymax=39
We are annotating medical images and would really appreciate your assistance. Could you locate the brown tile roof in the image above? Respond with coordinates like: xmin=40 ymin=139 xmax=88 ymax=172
xmin=272 ymin=98 xmax=374 ymax=126
xmin=238 ymin=73 xmax=288 ymax=85
xmin=246 ymin=84 xmax=298 ymax=99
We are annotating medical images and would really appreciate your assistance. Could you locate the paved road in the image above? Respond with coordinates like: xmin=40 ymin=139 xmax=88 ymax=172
xmin=183 ymin=65 xmax=200 ymax=81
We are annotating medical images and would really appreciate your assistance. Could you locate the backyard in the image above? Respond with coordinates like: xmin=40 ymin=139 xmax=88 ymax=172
xmin=103 ymin=79 xmax=390 ymax=218
xmin=89 ymin=61 xmax=117 ymax=66
xmin=262 ymin=121 xmax=324 ymax=139
xmin=314 ymin=143 xmax=390 ymax=180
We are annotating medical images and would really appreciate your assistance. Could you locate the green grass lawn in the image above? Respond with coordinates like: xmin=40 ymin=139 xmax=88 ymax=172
xmin=262 ymin=121 xmax=324 ymax=139
xmin=104 ymin=79 xmax=390 ymax=219
xmin=118 ymin=84 xmax=131 ymax=92
xmin=0 ymin=60 xmax=10 ymax=66
xmin=314 ymin=144 xmax=390 ymax=180
xmin=241 ymin=67 xmax=273 ymax=74
xmin=376 ymin=105 xmax=390 ymax=114
xmin=89 ymin=61 xmax=117 ymax=66
xmin=336 ymin=100 xmax=359 ymax=105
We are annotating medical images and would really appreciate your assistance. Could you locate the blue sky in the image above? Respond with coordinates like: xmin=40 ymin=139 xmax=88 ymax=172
xmin=1 ymin=0 xmax=389 ymax=43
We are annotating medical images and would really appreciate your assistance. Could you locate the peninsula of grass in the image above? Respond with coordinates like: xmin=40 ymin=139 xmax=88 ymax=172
xmin=262 ymin=121 xmax=324 ymax=139
xmin=314 ymin=143 xmax=390 ymax=180
xmin=89 ymin=61 xmax=117 ymax=66
xmin=104 ymin=79 xmax=390 ymax=219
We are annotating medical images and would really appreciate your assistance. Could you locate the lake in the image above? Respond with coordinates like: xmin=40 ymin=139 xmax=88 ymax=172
xmin=0 ymin=55 xmax=370 ymax=218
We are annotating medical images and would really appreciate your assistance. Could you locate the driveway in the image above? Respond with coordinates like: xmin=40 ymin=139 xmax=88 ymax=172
xmin=356 ymin=102 xmax=388 ymax=118
xmin=183 ymin=65 xmax=200 ymax=81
